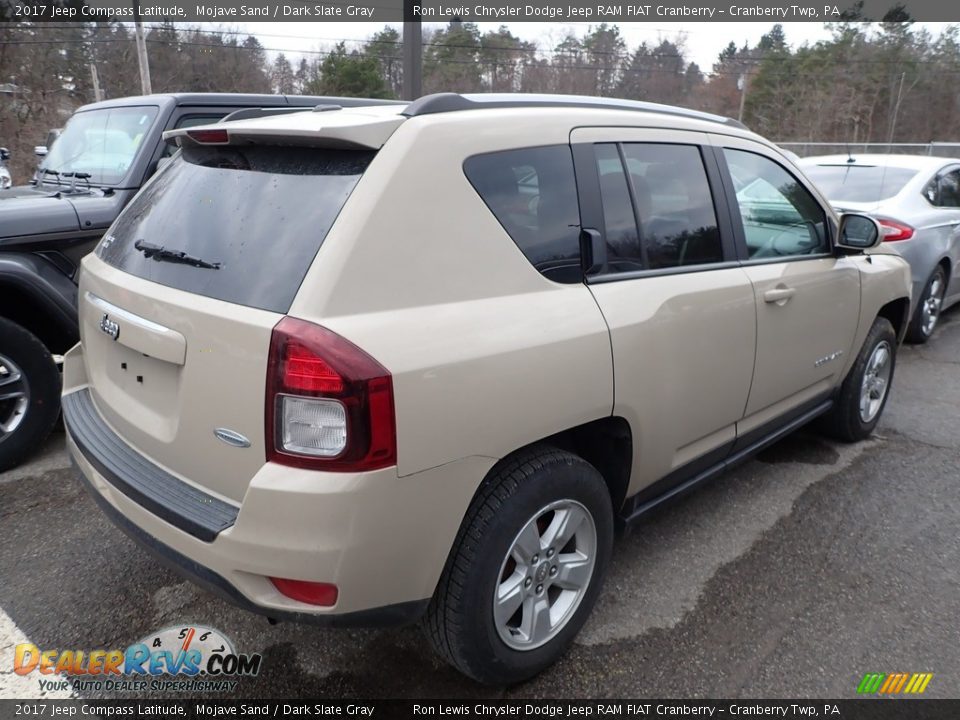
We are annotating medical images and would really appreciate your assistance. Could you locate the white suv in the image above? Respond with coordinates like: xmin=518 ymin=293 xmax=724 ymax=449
xmin=63 ymin=94 xmax=911 ymax=684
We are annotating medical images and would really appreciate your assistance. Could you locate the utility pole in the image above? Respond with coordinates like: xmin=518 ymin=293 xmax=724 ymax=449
xmin=402 ymin=2 xmax=422 ymax=101
xmin=89 ymin=63 xmax=103 ymax=102
xmin=133 ymin=2 xmax=152 ymax=95
xmin=887 ymin=71 xmax=906 ymax=145
xmin=737 ymin=72 xmax=749 ymax=123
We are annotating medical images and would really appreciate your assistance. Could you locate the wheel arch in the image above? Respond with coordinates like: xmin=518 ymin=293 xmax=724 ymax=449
xmin=877 ymin=296 xmax=911 ymax=344
xmin=0 ymin=279 xmax=78 ymax=354
xmin=0 ymin=255 xmax=79 ymax=354
xmin=937 ymin=256 xmax=952 ymax=282
xmin=473 ymin=416 xmax=634 ymax=516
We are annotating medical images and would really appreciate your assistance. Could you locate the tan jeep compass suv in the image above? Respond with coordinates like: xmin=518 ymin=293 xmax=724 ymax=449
xmin=63 ymin=94 xmax=911 ymax=684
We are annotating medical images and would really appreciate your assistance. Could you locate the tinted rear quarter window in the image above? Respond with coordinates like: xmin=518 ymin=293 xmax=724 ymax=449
xmin=98 ymin=144 xmax=374 ymax=313
xmin=463 ymin=146 xmax=582 ymax=284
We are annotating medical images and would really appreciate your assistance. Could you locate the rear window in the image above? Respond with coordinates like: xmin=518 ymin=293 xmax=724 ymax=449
xmin=802 ymin=164 xmax=917 ymax=203
xmin=98 ymin=144 xmax=374 ymax=313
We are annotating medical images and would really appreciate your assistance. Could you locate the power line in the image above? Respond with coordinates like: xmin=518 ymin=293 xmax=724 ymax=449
xmin=3 ymin=33 xmax=959 ymax=74
xmin=6 ymin=27 xmax=959 ymax=68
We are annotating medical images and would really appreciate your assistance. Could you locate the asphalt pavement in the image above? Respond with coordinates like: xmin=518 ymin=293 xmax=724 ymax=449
xmin=1 ymin=308 xmax=958 ymax=700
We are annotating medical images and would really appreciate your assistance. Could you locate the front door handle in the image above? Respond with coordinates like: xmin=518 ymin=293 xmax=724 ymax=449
xmin=763 ymin=286 xmax=797 ymax=304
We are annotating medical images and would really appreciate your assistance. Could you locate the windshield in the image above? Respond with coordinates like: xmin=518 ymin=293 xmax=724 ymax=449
xmin=802 ymin=164 xmax=918 ymax=203
xmin=40 ymin=106 xmax=159 ymax=186
xmin=98 ymin=143 xmax=375 ymax=313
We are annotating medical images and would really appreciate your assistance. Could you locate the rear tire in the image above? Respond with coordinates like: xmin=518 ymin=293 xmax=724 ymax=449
xmin=819 ymin=317 xmax=896 ymax=443
xmin=424 ymin=446 xmax=613 ymax=685
xmin=0 ymin=317 xmax=62 ymax=472
xmin=906 ymin=266 xmax=947 ymax=344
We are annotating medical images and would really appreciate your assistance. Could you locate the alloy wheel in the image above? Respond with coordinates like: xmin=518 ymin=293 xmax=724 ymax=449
xmin=0 ymin=353 xmax=29 ymax=439
xmin=920 ymin=273 xmax=945 ymax=337
xmin=859 ymin=340 xmax=892 ymax=423
xmin=493 ymin=499 xmax=597 ymax=651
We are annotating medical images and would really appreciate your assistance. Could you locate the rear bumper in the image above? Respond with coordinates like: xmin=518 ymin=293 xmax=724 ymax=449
xmin=62 ymin=346 xmax=494 ymax=625
xmin=68 ymin=453 xmax=428 ymax=627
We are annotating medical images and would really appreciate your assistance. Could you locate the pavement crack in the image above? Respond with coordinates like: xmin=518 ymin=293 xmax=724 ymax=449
xmin=887 ymin=433 xmax=956 ymax=452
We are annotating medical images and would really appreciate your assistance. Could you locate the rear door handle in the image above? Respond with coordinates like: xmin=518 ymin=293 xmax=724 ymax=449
xmin=763 ymin=286 xmax=796 ymax=304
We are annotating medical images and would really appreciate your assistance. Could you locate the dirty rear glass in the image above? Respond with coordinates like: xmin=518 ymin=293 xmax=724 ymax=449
xmin=98 ymin=144 xmax=374 ymax=313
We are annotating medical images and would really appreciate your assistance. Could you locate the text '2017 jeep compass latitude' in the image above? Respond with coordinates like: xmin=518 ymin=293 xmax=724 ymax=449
xmin=63 ymin=94 xmax=911 ymax=684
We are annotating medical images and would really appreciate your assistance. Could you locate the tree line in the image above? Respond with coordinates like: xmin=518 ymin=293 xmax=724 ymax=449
xmin=2 ymin=12 xmax=959 ymax=181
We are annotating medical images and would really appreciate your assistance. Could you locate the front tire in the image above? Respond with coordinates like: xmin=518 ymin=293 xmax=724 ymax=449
xmin=819 ymin=317 xmax=896 ymax=443
xmin=906 ymin=266 xmax=947 ymax=344
xmin=0 ymin=317 xmax=62 ymax=472
xmin=424 ymin=447 xmax=613 ymax=685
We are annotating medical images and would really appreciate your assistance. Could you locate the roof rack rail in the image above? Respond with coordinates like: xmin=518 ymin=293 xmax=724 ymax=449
xmin=401 ymin=93 xmax=746 ymax=129
xmin=221 ymin=107 xmax=312 ymax=123
xmin=221 ymin=98 xmax=404 ymax=124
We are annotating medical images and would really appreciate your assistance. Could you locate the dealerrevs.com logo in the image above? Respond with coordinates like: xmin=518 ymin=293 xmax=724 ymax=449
xmin=13 ymin=625 xmax=262 ymax=693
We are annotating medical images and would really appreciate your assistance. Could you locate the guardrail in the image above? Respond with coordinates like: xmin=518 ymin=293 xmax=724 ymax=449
xmin=777 ymin=142 xmax=960 ymax=158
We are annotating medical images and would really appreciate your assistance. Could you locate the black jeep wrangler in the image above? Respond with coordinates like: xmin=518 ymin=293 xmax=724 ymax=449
xmin=0 ymin=93 xmax=400 ymax=471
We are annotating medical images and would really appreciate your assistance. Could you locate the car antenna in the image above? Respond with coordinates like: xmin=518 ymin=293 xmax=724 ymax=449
xmin=845 ymin=143 xmax=855 ymax=164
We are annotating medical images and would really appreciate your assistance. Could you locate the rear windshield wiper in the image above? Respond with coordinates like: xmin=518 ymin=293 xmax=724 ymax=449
xmin=134 ymin=239 xmax=222 ymax=269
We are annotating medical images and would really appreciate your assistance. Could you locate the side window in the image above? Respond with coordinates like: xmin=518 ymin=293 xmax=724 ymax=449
xmin=464 ymin=146 xmax=582 ymax=283
xmin=595 ymin=144 xmax=643 ymax=271
xmin=937 ymin=169 xmax=960 ymax=207
xmin=724 ymin=148 xmax=828 ymax=259
xmin=621 ymin=143 xmax=723 ymax=269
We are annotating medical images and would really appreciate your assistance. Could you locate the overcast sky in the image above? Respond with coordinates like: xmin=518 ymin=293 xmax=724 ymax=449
xmin=237 ymin=21 xmax=955 ymax=72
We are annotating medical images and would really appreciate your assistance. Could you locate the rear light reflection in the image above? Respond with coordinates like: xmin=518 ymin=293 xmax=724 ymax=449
xmin=270 ymin=578 xmax=338 ymax=606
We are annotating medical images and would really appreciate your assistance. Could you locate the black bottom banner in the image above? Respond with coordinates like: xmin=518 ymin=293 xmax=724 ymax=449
xmin=2 ymin=700 xmax=959 ymax=720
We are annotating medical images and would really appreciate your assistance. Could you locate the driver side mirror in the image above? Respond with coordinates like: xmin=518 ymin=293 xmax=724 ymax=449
xmin=836 ymin=213 xmax=882 ymax=252
xmin=0 ymin=147 xmax=9 ymax=161
xmin=35 ymin=146 xmax=48 ymax=159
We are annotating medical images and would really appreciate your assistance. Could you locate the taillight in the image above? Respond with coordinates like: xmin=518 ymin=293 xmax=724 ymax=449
xmin=186 ymin=128 xmax=229 ymax=144
xmin=266 ymin=317 xmax=396 ymax=472
xmin=877 ymin=217 xmax=914 ymax=242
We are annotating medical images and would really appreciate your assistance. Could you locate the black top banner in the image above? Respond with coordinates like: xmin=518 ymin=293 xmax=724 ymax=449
xmin=2 ymin=699 xmax=960 ymax=720
xmin=4 ymin=0 xmax=960 ymax=23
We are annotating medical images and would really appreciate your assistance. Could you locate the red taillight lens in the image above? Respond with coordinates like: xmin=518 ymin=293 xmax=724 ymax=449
xmin=266 ymin=317 xmax=397 ymax=472
xmin=270 ymin=578 xmax=338 ymax=606
xmin=283 ymin=342 xmax=344 ymax=393
xmin=877 ymin=217 xmax=914 ymax=242
xmin=186 ymin=128 xmax=229 ymax=144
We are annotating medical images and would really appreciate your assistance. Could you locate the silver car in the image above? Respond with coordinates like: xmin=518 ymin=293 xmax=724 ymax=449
xmin=801 ymin=154 xmax=960 ymax=343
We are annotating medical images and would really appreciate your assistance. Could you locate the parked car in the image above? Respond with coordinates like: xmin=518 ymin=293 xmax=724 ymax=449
xmin=800 ymin=154 xmax=960 ymax=342
xmin=0 ymin=93 xmax=403 ymax=472
xmin=33 ymin=129 xmax=62 ymax=170
xmin=62 ymin=93 xmax=911 ymax=684
xmin=0 ymin=147 xmax=10 ymax=189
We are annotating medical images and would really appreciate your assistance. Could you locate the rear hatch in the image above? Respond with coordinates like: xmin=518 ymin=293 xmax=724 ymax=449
xmin=77 ymin=109 xmax=402 ymax=502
